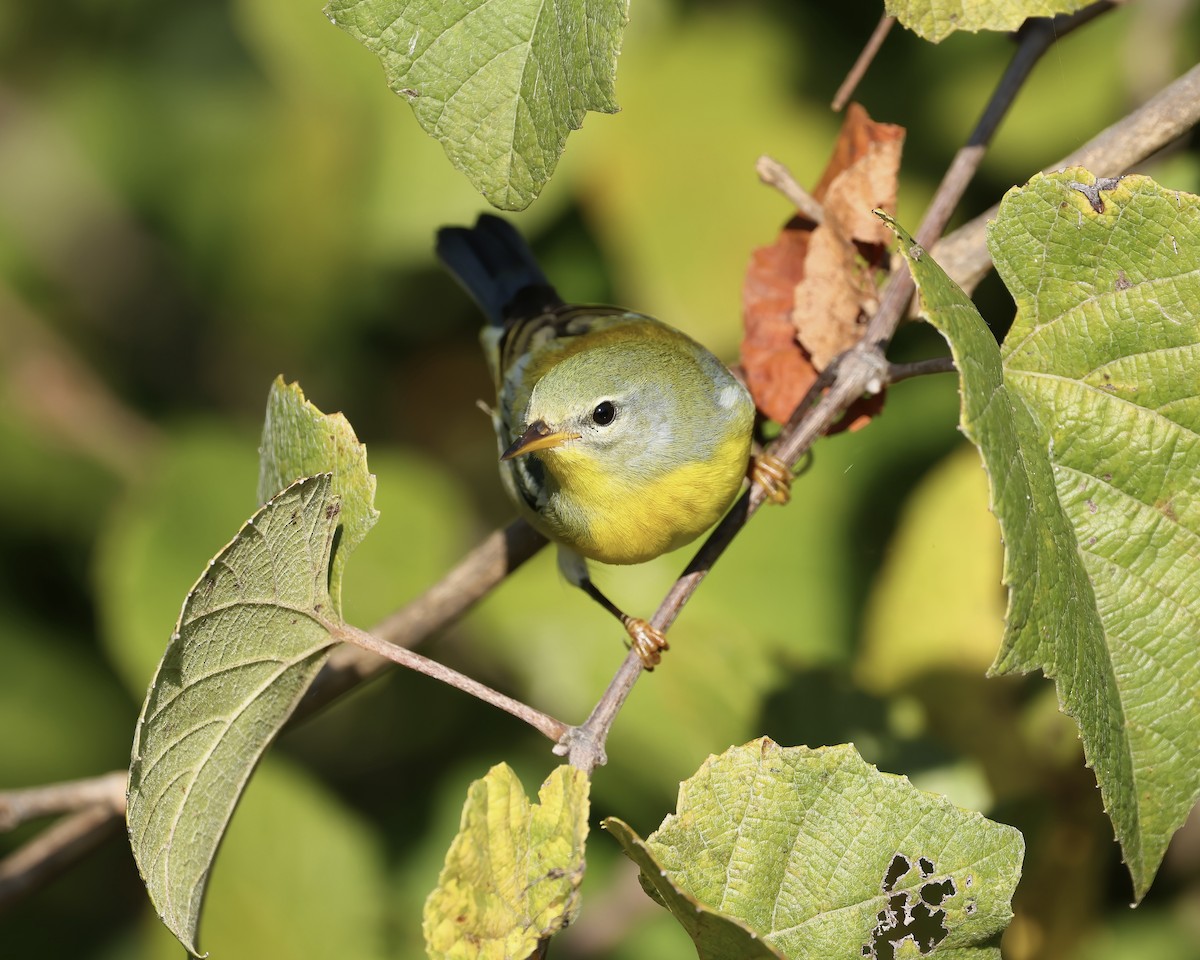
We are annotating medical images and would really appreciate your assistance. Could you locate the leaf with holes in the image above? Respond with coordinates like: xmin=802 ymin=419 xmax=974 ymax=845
xmin=325 ymin=0 xmax=629 ymax=210
xmin=126 ymin=475 xmax=346 ymax=956
xmin=607 ymin=739 xmax=1022 ymax=959
xmin=424 ymin=764 xmax=590 ymax=960
xmin=884 ymin=0 xmax=1088 ymax=43
xmin=885 ymin=168 xmax=1200 ymax=902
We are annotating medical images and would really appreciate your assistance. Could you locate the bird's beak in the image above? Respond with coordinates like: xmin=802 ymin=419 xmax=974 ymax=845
xmin=501 ymin=420 xmax=580 ymax=460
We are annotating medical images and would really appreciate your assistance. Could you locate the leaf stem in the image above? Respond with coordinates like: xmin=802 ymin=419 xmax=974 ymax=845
xmin=887 ymin=356 xmax=956 ymax=383
xmin=296 ymin=518 xmax=546 ymax=719
xmin=332 ymin=621 xmax=569 ymax=743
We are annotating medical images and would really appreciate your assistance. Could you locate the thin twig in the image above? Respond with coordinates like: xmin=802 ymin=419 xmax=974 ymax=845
xmin=0 ymin=805 xmax=124 ymax=911
xmin=333 ymin=622 xmax=567 ymax=743
xmin=756 ymin=156 xmax=825 ymax=223
xmin=0 ymin=283 xmax=160 ymax=481
xmin=296 ymin=518 xmax=546 ymax=719
xmin=0 ymin=772 xmax=125 ymax=832
xmin=933 ymin=61 xmax=1200 ymax=297
xmin=887 ymin=356 xmax=956 ymax=383
xmin=831 ymin=15 xmax=895 ymax=111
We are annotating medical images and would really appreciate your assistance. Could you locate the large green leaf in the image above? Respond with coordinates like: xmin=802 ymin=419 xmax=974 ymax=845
xmin=139 ymin=758 xmax=391 ymax=960
xmin=127 ymin=475 xmax=344 ymax=956
xmin=885 ymin=168 xmax=1200 ymax=901
xmin=423 ymin=763 xmax=590 ymax=959
xmin=608 ymin=739 xmax=1023 ymax=960
xmin=325 ymin=0 xmax=629 ymax=211
xmin=885 ymin=0 xmax=1088 ymax=43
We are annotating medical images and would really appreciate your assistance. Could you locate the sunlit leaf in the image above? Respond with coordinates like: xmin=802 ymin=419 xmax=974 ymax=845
xmin=885 ymin=0 xmax=1088 ymax=43
xmin=325 ymin=0 xmax=629 ymax=210
xmin=423 ymin=763 xmax=589 ymax=959
xmin=608 ymin=739 xmax=1023 ymax=959
xmin=259 ymin=376 xmax=379 ymax=610
xmin=127 ymin=476 xmax=343 ymax=956
xmin=139 ymin=758 xmax=391 ymax=960
xmin=886 ymin=169 xmax=1200 ymax=901
xmin=97 ymin=425 xmax=260 ymax=696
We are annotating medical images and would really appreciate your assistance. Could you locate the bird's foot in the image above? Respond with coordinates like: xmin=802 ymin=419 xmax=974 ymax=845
xmin=624 ymin=618 xmax=669 ymax=670
xmin=752 ymin=453 xmax=793 ymax=505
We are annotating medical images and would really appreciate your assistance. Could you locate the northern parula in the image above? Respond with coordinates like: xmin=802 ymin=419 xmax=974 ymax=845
xmin=437 ymin=215 xmax=787 ymax=667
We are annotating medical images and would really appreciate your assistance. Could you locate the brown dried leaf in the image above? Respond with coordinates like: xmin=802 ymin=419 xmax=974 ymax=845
xmin=795 ymin=105 xmax=902 ymax=369
xmin=741 ymin=219 xmax=816 ymax=425
xmin=741 ymin=104 xmax=902 ymax=428
xmin=793 ymin=225 xmax=869 ymax=371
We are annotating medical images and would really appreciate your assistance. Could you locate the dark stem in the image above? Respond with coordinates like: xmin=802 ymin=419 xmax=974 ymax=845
xmin=887 ymin=356 xmax=956 ymax=383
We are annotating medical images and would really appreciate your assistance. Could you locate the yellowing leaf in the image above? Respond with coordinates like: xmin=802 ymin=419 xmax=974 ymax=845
xmin=886 ymin=0 xmax=1089 ymax=43
xmin=424 ymin=764 xmax=590 ymax=959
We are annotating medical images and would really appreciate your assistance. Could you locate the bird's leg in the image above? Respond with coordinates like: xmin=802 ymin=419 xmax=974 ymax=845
xmin=577 ymin=578 xmax=669 ymax=670
xmin=751 ymin=453 xmax=793 ymax=505
xmin=557 ymin=547 xmax=667 ymax=669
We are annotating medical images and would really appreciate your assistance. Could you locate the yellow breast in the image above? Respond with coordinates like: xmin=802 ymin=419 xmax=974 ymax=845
xmin=537 ymin=429 xmax=753 ymax=565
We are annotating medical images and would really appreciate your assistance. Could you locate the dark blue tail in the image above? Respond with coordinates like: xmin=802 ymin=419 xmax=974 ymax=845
xmin=436 ymin=215 xmax=562 ymax=325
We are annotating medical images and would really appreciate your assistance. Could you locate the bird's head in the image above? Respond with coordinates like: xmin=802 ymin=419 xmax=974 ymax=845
xmin=501 ymin=349 xmax=667 ymax=473
xmin=500 ymin=329 xmax=747 ymax=481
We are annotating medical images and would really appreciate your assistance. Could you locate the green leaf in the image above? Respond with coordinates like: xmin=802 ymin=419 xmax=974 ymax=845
xmin=607 ymin=739 xmax=1023 ymax=960
xmin=97 ymin=424 xmax=261 ymax=696
xmin=324 ymin=0 xmax=629 ymax=211
xmin=884 ymin=0 xmax=1088 ymax=42
xmin=885 ymin=168 xmax=1200 ymax=902
xmin=423 ymin=764 xmax=590 ymax=960
xmin=138 ymin=758 xmax=392 ymax=960
xmin=605 ymin=819 xmax=784 ymax=960
xmin=127 ymin=475 xmax=344 ymax=956
xmin=259 ymin=376 xmax=379 ymax=611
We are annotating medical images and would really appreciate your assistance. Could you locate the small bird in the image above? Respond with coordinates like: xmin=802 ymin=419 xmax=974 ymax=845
xmin=437 ymin=215 xmax=788 ymax=668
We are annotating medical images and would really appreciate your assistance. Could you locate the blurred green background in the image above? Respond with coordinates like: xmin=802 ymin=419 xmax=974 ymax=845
xmin=2 ymin=0 xmax=1198 ymax=957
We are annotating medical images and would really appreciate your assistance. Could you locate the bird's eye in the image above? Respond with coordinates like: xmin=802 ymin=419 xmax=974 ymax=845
xmin=591 ymin=401 xmax=616 ymax=426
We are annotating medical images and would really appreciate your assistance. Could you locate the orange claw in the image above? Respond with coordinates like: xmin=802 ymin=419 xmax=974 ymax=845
xmin=752 ymin=453 xmax=793 ymax=505
xmin=624 ymin=618 xmax=669 ymax=670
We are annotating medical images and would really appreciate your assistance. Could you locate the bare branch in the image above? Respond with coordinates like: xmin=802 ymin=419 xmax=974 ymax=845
xmin=0 ymin=772 xmax=125 ymax=832
xmin=934 ymin=61 xmax=1200 ymax=297
xmin=756 ymin=156 xmax=825 ymax=223
xmin=831 ymin=15 xmax=896 ymax=112
xmin=0 ymin=806 xmax=123 ymax=911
